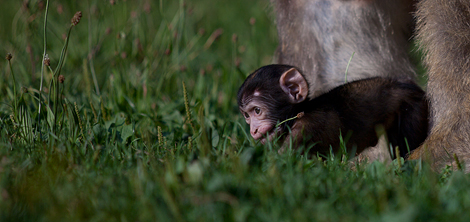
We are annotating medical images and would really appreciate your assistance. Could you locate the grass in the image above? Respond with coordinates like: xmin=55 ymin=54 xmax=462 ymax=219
xmin=0 ymin=0 xmax=469 ymax=221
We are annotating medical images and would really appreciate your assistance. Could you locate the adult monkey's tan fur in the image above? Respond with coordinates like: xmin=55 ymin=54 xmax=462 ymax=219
xmin=271 ymin=0 xmax=470 ymax=171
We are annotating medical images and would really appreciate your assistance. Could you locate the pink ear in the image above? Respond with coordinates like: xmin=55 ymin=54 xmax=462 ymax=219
xmin=279 ymin=68 xmax=308 ymax=103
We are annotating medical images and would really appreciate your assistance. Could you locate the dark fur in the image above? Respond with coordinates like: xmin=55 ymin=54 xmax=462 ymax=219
xmin=238 ymin=65 xmax=428 ymax=158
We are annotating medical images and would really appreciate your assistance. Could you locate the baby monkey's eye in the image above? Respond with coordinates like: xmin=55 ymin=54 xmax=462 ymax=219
xmin=254 ymin=107 xmax=261 ymax=115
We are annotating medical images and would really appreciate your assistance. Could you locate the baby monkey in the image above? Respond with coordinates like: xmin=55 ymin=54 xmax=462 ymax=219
xmin=237 ymin=65 xmax=428 ymax=158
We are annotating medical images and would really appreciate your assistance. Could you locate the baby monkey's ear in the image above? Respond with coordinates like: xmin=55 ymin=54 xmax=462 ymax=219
xmin=279 ymin=68 xmax=308 ymax=104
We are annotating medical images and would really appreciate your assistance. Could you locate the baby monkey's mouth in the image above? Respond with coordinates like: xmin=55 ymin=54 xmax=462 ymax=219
xmin=259 ymin=126 xmax=283 ymax=145
xmin=259 ymin=112 xmax=304 ymax=145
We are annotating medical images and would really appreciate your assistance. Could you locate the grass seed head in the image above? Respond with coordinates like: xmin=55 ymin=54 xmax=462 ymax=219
xmin=6 ymin=53 xmax=12 ymax=61
xmin=250 ymin=17 xmax=256 ymax=25
xmin=59 ymin=75 xmax=65 ymax=83
xmin=232 ymin=34 xmax=238 ymax=43
xmin=71 ymin=11 xmax=82 ymax=26
xmin=44 ymin=54 xmax=50 ymax=66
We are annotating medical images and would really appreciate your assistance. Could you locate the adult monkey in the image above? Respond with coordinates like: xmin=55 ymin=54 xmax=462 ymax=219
xmin=271 ymin=0 xmax=418 ymax=163
xmin=272 ymin=0 xmax=416 ymax=98
xmin=272 ymin=0 xmax=470 ymax=172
